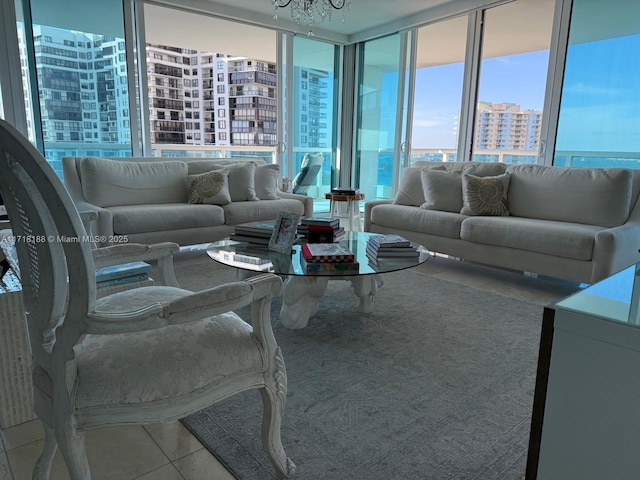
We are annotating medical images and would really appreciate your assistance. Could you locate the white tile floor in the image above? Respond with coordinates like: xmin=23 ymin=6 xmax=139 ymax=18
xmin=0 ymin=253 xmax=582 ymax=480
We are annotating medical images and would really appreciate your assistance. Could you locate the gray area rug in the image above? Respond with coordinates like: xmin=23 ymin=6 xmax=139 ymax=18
xmin=175 ymin=252 xmax=542 ymax=480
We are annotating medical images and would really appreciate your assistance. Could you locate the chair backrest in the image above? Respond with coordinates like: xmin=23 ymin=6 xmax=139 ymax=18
xmin=292 ymin=153 xmax=324 ymax=195
xmin=0 ymin=120 xmax=95 ymax=375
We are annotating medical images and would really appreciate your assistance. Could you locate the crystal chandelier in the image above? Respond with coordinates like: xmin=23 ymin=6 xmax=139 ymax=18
xmin=271 ymin=0 xmax=352 ymax=36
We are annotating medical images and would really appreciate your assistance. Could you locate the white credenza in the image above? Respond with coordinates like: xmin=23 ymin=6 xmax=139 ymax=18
xmin=527 ymin=264 xmax=640 ymax=479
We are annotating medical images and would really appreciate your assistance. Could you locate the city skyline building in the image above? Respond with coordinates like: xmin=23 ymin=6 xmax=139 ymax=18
xmin=474 ymin=101 xmax=542 ymax=151
xmin=21 ymin=26 xmax=331 ymax=177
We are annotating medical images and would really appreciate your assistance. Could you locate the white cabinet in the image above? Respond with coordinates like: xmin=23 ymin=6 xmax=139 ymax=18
xmin=528 ymin=264 xmax=640 ymax=479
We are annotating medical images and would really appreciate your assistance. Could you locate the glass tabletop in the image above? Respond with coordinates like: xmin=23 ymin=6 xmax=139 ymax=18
xmin=555 ymin=262 xmax=640 ymax=326
xmin=207 ymin=231 xmax=430 ymax=277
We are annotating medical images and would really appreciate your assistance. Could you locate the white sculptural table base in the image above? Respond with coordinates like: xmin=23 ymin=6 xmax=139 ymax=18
xmin=280 ymin=274 xmax=382 ymax=329
xmin=207 ymin=231 xmax=429 ymax=329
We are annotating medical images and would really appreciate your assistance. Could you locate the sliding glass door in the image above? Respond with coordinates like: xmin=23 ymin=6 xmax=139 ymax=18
xmin=21 ymin=0 xmax=133 ymax=177
xmin=553 ymin=0 xmax=640 ymax=168
xmin=287 ymin=36 xmax=339 ymax=205
xmin=410 ymin=15 xmax=468 ymax=164
xmin=355 ymin=32 xmax=411 ymax=201
xmin=472 ymin=0 xmax=554 ymax=164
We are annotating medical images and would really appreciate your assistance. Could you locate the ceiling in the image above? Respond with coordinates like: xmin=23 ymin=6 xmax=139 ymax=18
xmin=146 ymin=0 xmax=555 ymax=70
xmin=149 ymin=0 xmax=502 ymax=44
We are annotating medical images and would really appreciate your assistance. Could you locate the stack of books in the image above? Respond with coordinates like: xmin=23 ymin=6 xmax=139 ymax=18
xmin=366 ymin=234 xmax=419 ymax=264
xmin=300 ymin=243 xmax=359 ymax=273
xmin=331 ymin=187 xmax=360 ymax=196
xmin=230 ymin=221 xmax=275 ymax=245
xmin=95 ymin=261 xmax=152 ymax=289
xmin=297 ymin=217 xmax=345 ymax=242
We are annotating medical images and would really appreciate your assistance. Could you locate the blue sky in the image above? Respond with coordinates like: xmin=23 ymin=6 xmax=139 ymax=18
xmin=412 ymin=49 xmax=550 ymax=149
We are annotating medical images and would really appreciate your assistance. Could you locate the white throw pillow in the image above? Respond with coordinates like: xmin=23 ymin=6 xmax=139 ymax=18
xmin=461 ymin=172 xmax=511 ymax=216
xmin=255 ymin=164 xmax=281 ymax=200
xmin=187 ymin=170 xmax=231 ymax=205
xmin=394 ymin=165 xmax=445 ymax=206
xmin=420 ymin=169 xmax=463 ymax=212
xmin=211 ymin=162 xmax=258 ymax=202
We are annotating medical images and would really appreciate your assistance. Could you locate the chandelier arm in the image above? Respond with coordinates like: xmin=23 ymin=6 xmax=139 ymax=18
xmin=274 ymin=0 xmax=293 ymax=7
xmin=328 ymin=0 xmax=347 ymax=9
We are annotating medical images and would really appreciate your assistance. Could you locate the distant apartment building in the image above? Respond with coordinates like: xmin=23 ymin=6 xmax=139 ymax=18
xmin=29 ymin=25 xmax=130 ymax=146
xmin=475 ymin=101 xmax=541 ymax=151
xmin=21 ymin=28 xmax=329 ymax=173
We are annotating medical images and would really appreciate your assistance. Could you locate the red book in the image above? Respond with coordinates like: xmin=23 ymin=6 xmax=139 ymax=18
xmin=301 ymin=243 xmax=355 ymax=263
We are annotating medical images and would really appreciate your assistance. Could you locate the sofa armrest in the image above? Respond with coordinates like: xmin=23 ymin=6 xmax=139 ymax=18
xmin=278 ymin=190 xmax=314 ymax=217
xmin=364 ymin=199 xmax=393 ymax=232
xmin=592 ymin=202 xmax=640 ymax=282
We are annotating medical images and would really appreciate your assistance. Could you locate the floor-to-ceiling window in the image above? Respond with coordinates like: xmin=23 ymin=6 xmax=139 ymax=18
xmin=355 ymin=33 xmax=409 ymax=201
xmin=472 ymin=0 xmax=553 ymax=165
xmin=143 ymin=4 xmax=277 ymax=162
xmin=20 ymin=0 xmax=133 ymax=178
xmin=553 ymin=0 xmax=640 ymax=168
xmin=410 ymin=15 xmax=468 ymax=164
xmin=289 ymin=36 xmax=339 ymax=205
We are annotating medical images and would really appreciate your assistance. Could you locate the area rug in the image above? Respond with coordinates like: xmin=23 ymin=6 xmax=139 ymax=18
xmin=177 ymin=254 xmax=543 ymax=479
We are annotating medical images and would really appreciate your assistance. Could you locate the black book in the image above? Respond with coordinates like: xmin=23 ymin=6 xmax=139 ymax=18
xmin=331 ymin=187 xmax=360 ymax=195
xmin=301 ymin=216 xmax=340 ymax=227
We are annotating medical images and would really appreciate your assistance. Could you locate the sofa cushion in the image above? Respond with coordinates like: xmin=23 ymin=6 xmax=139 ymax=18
xmin=369 ymin=203 xmax=465 ymax=239
xmin=185 ymin=157 xmax=266 ymax=175
xmin=80 ymin=157 xmax=188 ymax=207
xmin=420 ymin=169 xmax=463 ymax=213
xmin=109 ymin=204 xmax=225 ymax=234
xmin=465 ymin=162 xmax=508 ymax=177
xmin=255 ymin=164 xmax=281 ymax=200
xmin=222 ymin=199 xmax=305 ymax=226
xmin=506 ymin=164 xmax=632 ymax=227
xmin=460 ymin=216 xmax=604 ymax=261
xmin=212 ymin=163 xmax=259 ymax=202
xmin=187 ymin=170 xmax=231 ymax=205
xmin=461 ymin=172 xmax=510 ymax=216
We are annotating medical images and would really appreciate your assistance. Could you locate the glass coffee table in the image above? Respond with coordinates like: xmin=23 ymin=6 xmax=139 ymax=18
xmin=207 ymin=231 xmax=429 ymax=329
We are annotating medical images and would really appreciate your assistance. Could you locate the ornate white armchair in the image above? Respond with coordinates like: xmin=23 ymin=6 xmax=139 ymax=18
xmin=0 ymin=119 xmax=295 ymax=479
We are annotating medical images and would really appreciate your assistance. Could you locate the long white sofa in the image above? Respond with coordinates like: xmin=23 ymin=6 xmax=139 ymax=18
xmin=63 ymin=156 xmax=313 ymax=247
xmin=364 ymin=161 xmax=640 ymax=284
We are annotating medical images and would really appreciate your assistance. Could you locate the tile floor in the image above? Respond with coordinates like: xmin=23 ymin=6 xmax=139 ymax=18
xmin=0 ymin=252 xmax=582 ymax=480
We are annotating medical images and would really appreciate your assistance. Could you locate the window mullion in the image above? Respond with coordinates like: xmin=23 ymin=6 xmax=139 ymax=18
xmin=458 ymin=10 xmax=483 ymax=163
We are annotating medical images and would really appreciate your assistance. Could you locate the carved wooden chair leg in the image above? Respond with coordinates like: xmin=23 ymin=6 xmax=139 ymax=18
xmin=32 ymin=423 xmax=57 ymax=480
xmin=55 ymin=418 xmax=90 ymax=480
xmin=260 ymin=385 xmax=296 ymax=479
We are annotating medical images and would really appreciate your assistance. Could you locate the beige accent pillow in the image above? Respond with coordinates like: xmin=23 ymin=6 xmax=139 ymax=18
xmin=211 ymin=162 xmax=258 ymax=202
xmin=394 ymin=165 xmax=445 ymax=206
xmin=461 ymin=172 xmax=510 ymax=216
xmin=255 ymin=164 xmax=280 ymax=200
xmin=187 ymin=170 xmax=231 ymax=205
xmin=420 ymin=169 xmax=463 ymax=212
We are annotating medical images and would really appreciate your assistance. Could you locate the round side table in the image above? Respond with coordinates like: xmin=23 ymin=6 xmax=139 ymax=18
xmin=325 ymin=192 xmax=365 ymax=231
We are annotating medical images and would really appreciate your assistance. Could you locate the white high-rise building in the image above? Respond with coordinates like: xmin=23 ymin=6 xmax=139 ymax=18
xmin=475 ymin=101 xmax=542 ymax=151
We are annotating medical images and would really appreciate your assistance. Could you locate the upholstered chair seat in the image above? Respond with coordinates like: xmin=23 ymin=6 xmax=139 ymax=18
xmin=0 ymin=119 xmax=295 ymax=480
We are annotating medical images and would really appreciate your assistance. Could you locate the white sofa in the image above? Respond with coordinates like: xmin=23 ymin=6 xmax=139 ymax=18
xmin=63 ymin=156 xmax=313 ymax=247
xmin=364 ymin=161 xmax=640 ymax=284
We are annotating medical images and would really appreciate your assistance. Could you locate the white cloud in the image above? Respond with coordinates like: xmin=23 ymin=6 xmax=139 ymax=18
xmin=567 ymin=82 xmax=619 ymax=96
xmin=413 ymin=119 xmax=441 ymax=127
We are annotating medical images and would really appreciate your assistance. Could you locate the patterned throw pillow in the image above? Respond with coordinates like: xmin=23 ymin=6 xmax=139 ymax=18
xmin=461 ymin=172 xmax=510 ymax=216
xmin=187 ymin=170 xmax=231 ymax=205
